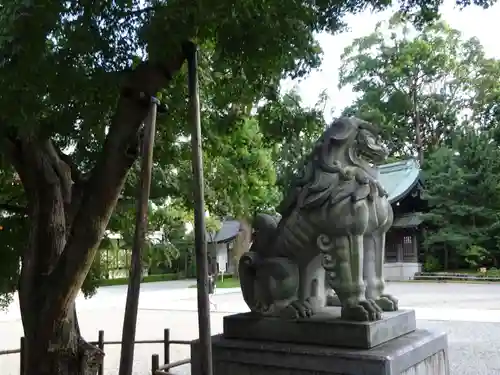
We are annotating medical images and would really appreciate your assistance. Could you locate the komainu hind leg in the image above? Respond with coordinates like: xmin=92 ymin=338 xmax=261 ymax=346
xmin=280 ymin=256 xmax=324 ymax=319
xmin=367 ymin=231 xmax=398 ymax=312
xmin=326 ymin=235 xmax=382 ymax=321
xmin=240 ymin=254 xmax=307 ymax=317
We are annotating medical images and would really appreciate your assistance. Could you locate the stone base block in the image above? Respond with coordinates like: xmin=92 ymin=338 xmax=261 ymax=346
xmin=223 ymin=308 xmax=416 ymax=349
xmin=191 ymin=329 xmax=449 ymax=375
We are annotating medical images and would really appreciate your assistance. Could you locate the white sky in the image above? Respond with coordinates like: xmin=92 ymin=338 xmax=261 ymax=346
xmin=283 ymin=0 xmax=500 ymax=122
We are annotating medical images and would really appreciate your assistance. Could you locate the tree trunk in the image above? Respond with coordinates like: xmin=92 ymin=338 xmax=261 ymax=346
xmin=1 ymin=5 xmax=188 ymax=373
xmin=2 ymin=47 xmax=187 ymax=374
xmin=16 ymin=140 xmax=104 ymax=375
xmin=232 ymin=219 xmax=252 ymax=278
xmin=23 ymin=300 xmax=103 ymax=375
xmin=412 ymin=85 xmax=424 ymax=165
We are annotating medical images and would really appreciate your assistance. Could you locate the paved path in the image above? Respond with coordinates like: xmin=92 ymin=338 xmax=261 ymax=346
xmin=1 ymin=281 xmax=500 ymax=374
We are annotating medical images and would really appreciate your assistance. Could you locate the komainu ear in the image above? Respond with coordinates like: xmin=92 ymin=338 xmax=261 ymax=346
xmin=326 ymin=117 xmax=359 ymax=141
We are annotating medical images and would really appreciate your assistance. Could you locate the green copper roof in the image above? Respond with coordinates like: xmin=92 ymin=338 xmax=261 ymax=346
xmin=377 ymin=159 xmax=421 ymax=203
xmin=206 ymin=220 xmax=241 ymax=244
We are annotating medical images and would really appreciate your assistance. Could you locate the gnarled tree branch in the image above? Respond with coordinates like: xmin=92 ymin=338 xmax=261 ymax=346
xmin=55 ymin=147 xmax=85 ymax=184
xmin=1 ymin=134 xmax=28 ymax=187
xmin=44 ymin=141 xmax=73 ymax=204
xmin=47 ymin=48 xmax=188 ymax=323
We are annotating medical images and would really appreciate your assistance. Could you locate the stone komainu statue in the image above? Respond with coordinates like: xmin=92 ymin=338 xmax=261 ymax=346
xmin=238 ymin=117 xmax=398 ymax=322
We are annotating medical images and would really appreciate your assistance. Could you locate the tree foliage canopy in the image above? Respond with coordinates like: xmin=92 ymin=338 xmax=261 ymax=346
xmin=423 ymin=128 xmax=500 ymax=269
xmin=339 ymin=12 xmax=500 ymax=270
xmin=339 ymin=13 xmax=493 ymax=160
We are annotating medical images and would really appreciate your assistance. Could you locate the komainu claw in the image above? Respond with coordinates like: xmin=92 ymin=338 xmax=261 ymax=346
xmin=341 ymin=299 xmax=382 ymax=321
xmin=280 ymin=299 xmax=315 ymax=320
xmin=375 ymin=294 xmax=398 ymax=312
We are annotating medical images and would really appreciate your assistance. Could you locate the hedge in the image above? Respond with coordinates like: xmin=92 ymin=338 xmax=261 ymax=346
xmin=414 ymin=271 xmax=500 ymax=282
xmin=97 ymin=272 xmax=236 ymax=287
xmin=98 ymin=272 xmax=184 ymax=287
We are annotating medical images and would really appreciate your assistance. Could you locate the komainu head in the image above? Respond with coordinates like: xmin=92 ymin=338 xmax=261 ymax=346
xmin=278 ymin=116 xmax=389 ymax=216
xmin=318 ymin=117 xmax=388 ymax=170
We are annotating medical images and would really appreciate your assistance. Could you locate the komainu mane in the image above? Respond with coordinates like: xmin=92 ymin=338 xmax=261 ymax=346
xmin=238 ymin=116 xmax=398 ymax=321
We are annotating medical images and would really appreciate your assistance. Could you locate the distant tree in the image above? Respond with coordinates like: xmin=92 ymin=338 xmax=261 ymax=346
xmin=339 ymin=13 xmax=487 ymax=163
xmin=423 ymin=127 xmax=500 ymax=269
xmin=257 ymin=90 xmax=327 ymax=194
xmin=203 ymin=117 xmax=281 ymax=276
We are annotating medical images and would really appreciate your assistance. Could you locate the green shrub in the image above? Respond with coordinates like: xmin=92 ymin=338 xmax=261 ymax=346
xmin=423 ymin=255 xmax=442 ymax=272
xmin=217 ymin=273 xmax=235 ymax=281
xmin=464 ymin=245 xmax=489 ymax=268
xmin=487 ymin=267 xmax=500 ymax=277
xmin=216 ymin=277 xmax=240 ymax=288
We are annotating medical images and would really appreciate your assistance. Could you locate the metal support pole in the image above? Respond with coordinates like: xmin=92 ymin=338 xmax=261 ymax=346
xmin=186 ymin=41 xmax=213 ymax=375
xmin=119 ymin=98 xmax=159 ymax=375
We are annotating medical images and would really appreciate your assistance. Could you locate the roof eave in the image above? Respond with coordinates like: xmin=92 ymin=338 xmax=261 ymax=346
xmin=207 ymin=234 xmax=238 ymax=245
xmin=388 ymin=171 xmax=424 ymax=204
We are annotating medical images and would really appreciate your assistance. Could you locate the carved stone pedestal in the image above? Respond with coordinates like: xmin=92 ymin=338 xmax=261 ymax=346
xmin=191 ymin=309 xmax=450 ymax=375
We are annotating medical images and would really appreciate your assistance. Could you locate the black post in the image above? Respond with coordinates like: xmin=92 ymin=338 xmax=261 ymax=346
xmin=151 ymin=354 xmax=159 ymax=375
xmin=163 ymin=328 xmax=170 ymax=365
xmin=186 ymin=41 xmax=213 ymax=375
xmin=98 ymin=330 xmax=105 ymax=375
xmin=20 ymin=337 xmax=25 ymax=375
xmin=118 ymin=99 xmax=159 ymax=375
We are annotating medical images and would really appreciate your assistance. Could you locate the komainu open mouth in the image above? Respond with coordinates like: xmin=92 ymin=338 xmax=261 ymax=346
xmin=357 ymin=142 xmax=387 ymax=164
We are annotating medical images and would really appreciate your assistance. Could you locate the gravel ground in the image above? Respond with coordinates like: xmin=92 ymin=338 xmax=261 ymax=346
xmin=421 ymin=320 xmax=500 ymax=375
xmin=1 ymin=281 xmax=499 ymax=375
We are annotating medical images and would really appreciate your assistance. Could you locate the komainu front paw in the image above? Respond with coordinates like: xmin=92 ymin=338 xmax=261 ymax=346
xmin=341 ymin=299 xmax=382 ymax=321
xmin=374 ymin=294 xmax=399 ymax=312
xmin=280 ymin=298 xmax=315 ymax=320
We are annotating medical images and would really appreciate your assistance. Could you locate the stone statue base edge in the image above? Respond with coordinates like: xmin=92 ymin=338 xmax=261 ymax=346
xmin=223 ymin=308 xmax=417 ymax=349
xmin=190 ymin=329 xmax=450 ymax=375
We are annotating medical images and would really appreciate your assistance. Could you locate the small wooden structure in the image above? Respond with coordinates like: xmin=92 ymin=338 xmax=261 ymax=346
xmin=206 ymin=220 xmax=240 ymax=274
xmin=378 ymin=159 xmax=425 ymax=280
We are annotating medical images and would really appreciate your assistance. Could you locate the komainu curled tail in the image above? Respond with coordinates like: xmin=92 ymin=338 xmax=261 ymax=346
xmin=238 ymin=213 xmax=305 ymax=317
xmin=239 ymin=252 xmax=299 ymax=316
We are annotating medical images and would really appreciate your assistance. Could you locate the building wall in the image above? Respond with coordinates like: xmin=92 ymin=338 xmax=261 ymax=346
xmin=215 ymin=243 xmax=228 ymax=273
xmin=106 ymin=268 xmax=149 ymax=279
xmin=215 ymin=242 xmax=236 ymax=274
xmin=384 ymin=263 xmax=422 ymax=281
xmin=386 ymin=228 xmax=419 ymax=262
